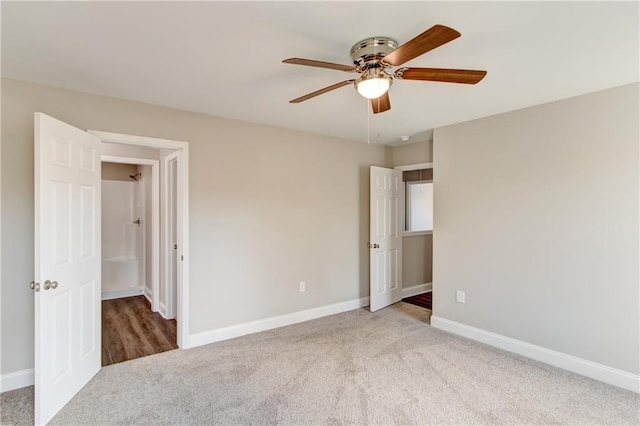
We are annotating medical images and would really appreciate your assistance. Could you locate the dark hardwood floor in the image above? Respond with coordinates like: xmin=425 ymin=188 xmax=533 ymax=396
xmin=402 ymin=291 xmax=432 ymax=310
xmin=102 ymin=296 xmax=177 ymax=366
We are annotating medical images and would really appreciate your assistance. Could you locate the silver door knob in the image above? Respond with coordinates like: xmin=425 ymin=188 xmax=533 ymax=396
xmin=43 ymin=280 xmax=57 ymax=290
xmin=30 ymin=281 xmax=40 ymax=292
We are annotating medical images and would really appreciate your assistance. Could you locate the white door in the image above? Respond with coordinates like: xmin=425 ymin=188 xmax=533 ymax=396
xmin=34 ymin=113 xmax=101 ymax=425
xmin=369 ymin=166 xmax=403 ymax=312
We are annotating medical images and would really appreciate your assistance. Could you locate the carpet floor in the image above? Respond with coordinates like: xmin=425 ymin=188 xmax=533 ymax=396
xmin=1 ymin=302 xmax=638 ymax=425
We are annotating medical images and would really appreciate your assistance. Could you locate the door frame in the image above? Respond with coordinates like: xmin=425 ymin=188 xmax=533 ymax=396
xmin=393 ymin=162 xmax=433 ymax=172
xmin=101 ymin=155 xmax=160 ymax=311
xmin=161 ymin=151 xmax=179 ymax=320
xmin=392 ymin=161 xmax=434 ymax=298
xmin=89 ymin=130 xmax=189 ymax=348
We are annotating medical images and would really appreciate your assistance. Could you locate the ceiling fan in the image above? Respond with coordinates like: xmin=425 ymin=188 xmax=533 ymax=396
xmin=283 ymin=24 xmax=487 ymax=114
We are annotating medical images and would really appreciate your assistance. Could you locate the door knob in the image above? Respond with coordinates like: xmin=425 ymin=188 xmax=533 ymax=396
xmin=43 ymin=280 xmax=58 ymax=290
xmin=30 ymin=281 xmax=40 ymax=292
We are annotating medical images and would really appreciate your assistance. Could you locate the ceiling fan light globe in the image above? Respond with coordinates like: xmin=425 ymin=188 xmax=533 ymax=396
xmin=356 ymin=76 xmax=390 ymax=99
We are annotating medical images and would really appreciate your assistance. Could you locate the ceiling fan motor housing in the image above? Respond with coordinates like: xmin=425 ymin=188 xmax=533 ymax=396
xmin=350 ymin=37 xmax=398 ymax=69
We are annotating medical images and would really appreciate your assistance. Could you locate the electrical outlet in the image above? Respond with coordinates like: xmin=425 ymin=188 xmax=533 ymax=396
xmin=299 ymin=281 xmax=306 ymax=293
xmin=456 ymin=290 xmax=465 ymax=304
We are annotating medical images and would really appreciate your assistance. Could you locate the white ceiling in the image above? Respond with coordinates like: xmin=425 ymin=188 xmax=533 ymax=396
xmin=2 ymin=2 xmax=638 ymax=145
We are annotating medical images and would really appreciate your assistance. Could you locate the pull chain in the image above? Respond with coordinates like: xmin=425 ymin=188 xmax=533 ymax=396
xmin=375 ymin=97 xmax=381 ymax=141
xmin=367 ymin=97 xmax=371 ymax=144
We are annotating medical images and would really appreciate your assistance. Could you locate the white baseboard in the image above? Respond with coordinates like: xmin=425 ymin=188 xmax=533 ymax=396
xmin=430 ymin=315 xmax=640 ymax=393
xmin=1 ymin=369 xmax=34 ymax=392
xmin=101 ymin=287 xmax=144 ymax=300
xmin=144 ymin=286 xmax=152 ymax=300
xmin=401 ymin=283 xmax=432 ymax=298
xmin=158 ymin=301 xmax=167 ymax=319
xmin=185 ymin=296 xmax=370 ymax=349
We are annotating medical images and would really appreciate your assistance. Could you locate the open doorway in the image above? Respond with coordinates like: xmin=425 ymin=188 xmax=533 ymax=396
xmin=369 ymin=163 xmax=433 ymax=313
xmin=99 ymin=156 xmax=178 ymax=365
xmin=397 ymin=163 xmax=433 ymax=317
xmin=93 ymin=133 xmax=188 ymax=365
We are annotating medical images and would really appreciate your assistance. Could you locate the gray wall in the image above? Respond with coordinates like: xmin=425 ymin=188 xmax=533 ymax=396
xmin=1 ymin=78 xmax=386 ymax=375
xmin=433 ymin=83 xmax=639 ymax=374
xmin=402 ymin=234 xmax=432 ymax=287
xmin=391 ymin=140 xmax=432 ymax=167
xmin=391 ymin=140 xmax=433 ymax=289
xmin=101 ymin=162 xmax=138 ymax=181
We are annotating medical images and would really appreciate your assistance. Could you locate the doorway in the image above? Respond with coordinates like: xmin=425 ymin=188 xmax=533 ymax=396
xmin=99 ymin=156 xmax=177 ymax=365
xmin=91 ymin=131 xmax=190 ymax=350
xmin=397 ymin=162 xmax=434 ymax=316
xmin=368 ymin=163 xmax=433 ymax=313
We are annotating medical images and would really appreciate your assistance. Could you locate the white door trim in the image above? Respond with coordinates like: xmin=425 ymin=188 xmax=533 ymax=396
xmin=161 ymin=151 xmax=179 ymax=320
xmin=393 ymin=162 xmax=433 ymax=172
xmin=90 ymin=131 xmax=189 ymax=150
xmin=89 ymin=130 xmax=189 ymax=349
xmin=100 ymin=155 xmax=160 ymax=312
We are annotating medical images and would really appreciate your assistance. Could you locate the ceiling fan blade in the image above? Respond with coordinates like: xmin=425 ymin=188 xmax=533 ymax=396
xmin=382 ymin=25 xmax=461 ymax=67
xmin=289 ymin=80 xmax=355 ymax=103
xmin=398 ymin=67 xmax=487 ymax=84
xmin=371 ymin=92 xmax=391 ymax=114
xmin=283 ymin=58 xmax=357 ymax=72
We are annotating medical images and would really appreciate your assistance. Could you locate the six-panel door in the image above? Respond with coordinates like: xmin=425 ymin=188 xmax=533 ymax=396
xmin=34 ymin=113 xmax=101 ymax=425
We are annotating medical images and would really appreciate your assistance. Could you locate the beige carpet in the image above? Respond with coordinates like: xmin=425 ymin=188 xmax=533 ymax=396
xmin=1 ymin=302 xmax=638 ymax=425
